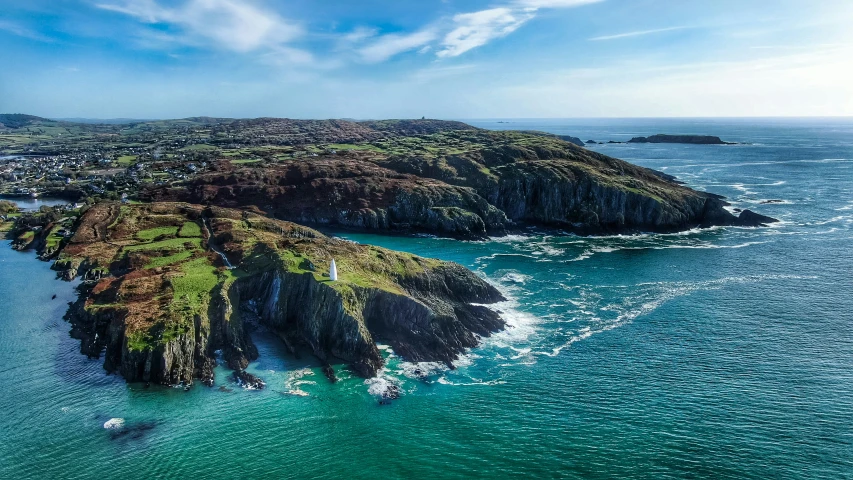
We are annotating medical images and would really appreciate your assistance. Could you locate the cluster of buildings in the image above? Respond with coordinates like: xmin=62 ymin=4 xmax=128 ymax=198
xmin=0 ymin=150 xmax=212 ymax=200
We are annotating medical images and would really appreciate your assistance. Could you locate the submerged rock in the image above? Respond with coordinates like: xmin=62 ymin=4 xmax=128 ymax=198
xmin=231 ymin=370 xmax=266 ymax=390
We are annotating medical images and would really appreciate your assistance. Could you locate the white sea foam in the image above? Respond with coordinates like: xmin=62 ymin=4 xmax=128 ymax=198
xmin=568 ymin=251 xmax=594 ymax=262
xmin=539 ymin=274 xmax=817 ymax=358
xmin=810 ymin=215 xmax=852 ymax=226
xmin=396 ymin=361 xmax=446 ymax=380
xmin=365 ymin=369 xmax=402 ymax=397
xmin=436 ymin=377 xmax=506 ymax=387
xmin=484 ymin=234 xmax=534 ymax=244
xmin=284 ymin=368 xmax=315 ymax=397
xmin=103 ymin=418 xmax=125 ymax=429
xmin=499 ymin=272 xmax=532 ymax=284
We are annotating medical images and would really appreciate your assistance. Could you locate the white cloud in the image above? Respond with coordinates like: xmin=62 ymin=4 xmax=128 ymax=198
xmin=589 ymin=26 xmax=692 ymax=41
xmin=358 ymin=29 xmax=438 ymax=63
xmin=356 ymin=0 xmax=603 ymax=62
xmin=96 ymin=0 xmax=303 ymax=53
xmin=436 ymin=8 xmax=535 ymax=58
xmin=0 ymin=20 xmax=53 ymax=42
xmin=514 ymin=0 xmax=603 ymax=8
xmin=341 ymin=27 xmax=378 ymax=44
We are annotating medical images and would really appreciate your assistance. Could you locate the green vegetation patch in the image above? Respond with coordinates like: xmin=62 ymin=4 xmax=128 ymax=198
xmin=45 ymin=225 xmax=65 ymax=250
xmin=178 ymin=221 xmax=201 ymax=238
xmin=326 ymin=143 xmax=385 ymax=153
xmin=170 ymin=257 xmax=221 ymax=314
xmin=124 ymin=237 xmax=201 ymax=253
xmin=180 ymin=144 xmax=218 ymax=152
xmin=230 ymin=158 xmax=262 ymax=164
xmin=145 ymin=250 xmax=194 ymax=269
xmin=117 ymin=155 xmax=137 ymax=166
xmin=136 ymin=226 xmax=179 ymax=242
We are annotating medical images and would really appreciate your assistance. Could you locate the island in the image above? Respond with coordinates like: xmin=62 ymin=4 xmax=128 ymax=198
xmin=627 ymin=134 xmax=736 ymax=145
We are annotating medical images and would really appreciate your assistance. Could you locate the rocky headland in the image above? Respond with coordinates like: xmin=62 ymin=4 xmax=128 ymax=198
xmin=143 ymin=127 xmax=774 ymax=238
xmin=9 ymin=202 xmax=505 ymax=387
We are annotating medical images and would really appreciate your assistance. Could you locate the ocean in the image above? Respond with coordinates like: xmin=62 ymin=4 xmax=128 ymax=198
xmin=1 ymin=118 xmax=851 ymax=479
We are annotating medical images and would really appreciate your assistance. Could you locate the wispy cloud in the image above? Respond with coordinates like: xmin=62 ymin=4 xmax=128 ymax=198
xmin=359 ymin=0 xmax=603 ymax=62
xmin=589 ymin=26 xmax=692 ymax=41
xmin=514 ymin=0 xmax=603 ymax=8
xmin=0 ymin=20 xmax=53 ymax=42
xmin=437 ymin=8 xmax=535 ymax=58
xmin=358 ymin=29 xmax=438 ymax=63
xmin=341 ymin=27 xmax=378 ymax=45
xmin=96 ymin=0 xmax=304 ymax=53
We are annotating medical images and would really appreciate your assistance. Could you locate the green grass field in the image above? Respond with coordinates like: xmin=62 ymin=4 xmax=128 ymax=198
xmin=124 ymin=237 xmax=201 ymax=253
xmin=136 ymin=226 xmax=179 ymax=241
xmin=178 ymin=222 xmax=201 ymax=237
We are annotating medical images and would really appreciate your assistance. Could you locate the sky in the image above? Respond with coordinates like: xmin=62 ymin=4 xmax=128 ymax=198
xmin=0 ymin=0 xmax=852 ymax=119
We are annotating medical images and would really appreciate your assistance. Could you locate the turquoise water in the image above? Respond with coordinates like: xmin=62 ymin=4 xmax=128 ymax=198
xmin=1 ymin=119 xmax=852 ymax=478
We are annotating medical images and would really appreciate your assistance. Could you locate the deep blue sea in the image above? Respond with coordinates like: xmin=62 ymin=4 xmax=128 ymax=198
xmin=1 ymin=118 xmax=851 ymax=479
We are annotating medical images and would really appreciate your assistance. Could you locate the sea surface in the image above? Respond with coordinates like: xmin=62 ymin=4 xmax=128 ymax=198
xmin=1 ymin=118 xmax=851 ymax=479
xmin=0 ymin=196 xmax=69 ymax=211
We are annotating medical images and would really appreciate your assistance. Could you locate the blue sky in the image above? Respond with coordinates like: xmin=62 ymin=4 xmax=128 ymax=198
xmin=1 ymin=0 xmax=851 ymax=119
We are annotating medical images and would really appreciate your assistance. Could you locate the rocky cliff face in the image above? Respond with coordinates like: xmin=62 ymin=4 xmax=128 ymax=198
xmin=49 ymin=202 xmax=505 ymax=387
xmin=145 ymin=158 xmax=509 ymax=238
xmin=144 ymin=129 xmax=775 ymax=237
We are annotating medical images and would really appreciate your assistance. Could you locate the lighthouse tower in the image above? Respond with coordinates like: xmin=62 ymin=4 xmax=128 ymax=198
xmin=329 ymin=259 xmax=338 ymax=281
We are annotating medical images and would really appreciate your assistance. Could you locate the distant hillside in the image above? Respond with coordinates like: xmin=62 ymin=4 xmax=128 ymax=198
xmin=0 ymin=114 xmax=51 ymax=129
xmin=360 ymin=119 xmax=477 ymax=136
xmin=52 ymin=117 xmax=153 ymax=125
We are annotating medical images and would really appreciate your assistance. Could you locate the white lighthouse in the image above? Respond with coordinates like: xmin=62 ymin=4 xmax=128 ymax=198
xmin=329 ymin=259 xmax=338 ymax=281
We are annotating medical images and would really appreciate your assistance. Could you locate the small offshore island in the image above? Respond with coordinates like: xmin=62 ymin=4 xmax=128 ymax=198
xmin=1 ymin=114 xmax=778 ymax=390
xmin=587 ymin=134 xmax=736 ymax=145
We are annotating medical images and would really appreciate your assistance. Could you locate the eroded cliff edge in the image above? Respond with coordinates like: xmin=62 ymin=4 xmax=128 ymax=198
xmin=143 ymin=128 xmax=776 ymax=238
xmin=31 ymin=202 xmax=504 ymax=387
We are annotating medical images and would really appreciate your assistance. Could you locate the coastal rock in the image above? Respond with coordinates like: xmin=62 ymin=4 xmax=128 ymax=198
xmin=231 ymin=370 xmax=266 ymax=390
xmin=734 ymin=209 xmax=779 ymax=227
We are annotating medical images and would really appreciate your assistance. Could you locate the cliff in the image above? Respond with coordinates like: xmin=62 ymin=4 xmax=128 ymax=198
xmin=48 ymin=203 xmax=505 ymax=387
xmin=145 ymin=129 xmax=775 ymax=236
xmin=144 ymin=158 xmax=509 ymax=239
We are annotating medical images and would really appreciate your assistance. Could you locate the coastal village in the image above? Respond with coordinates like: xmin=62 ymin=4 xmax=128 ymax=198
xmin=0 ymin=152 xmax=211 ymax=202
